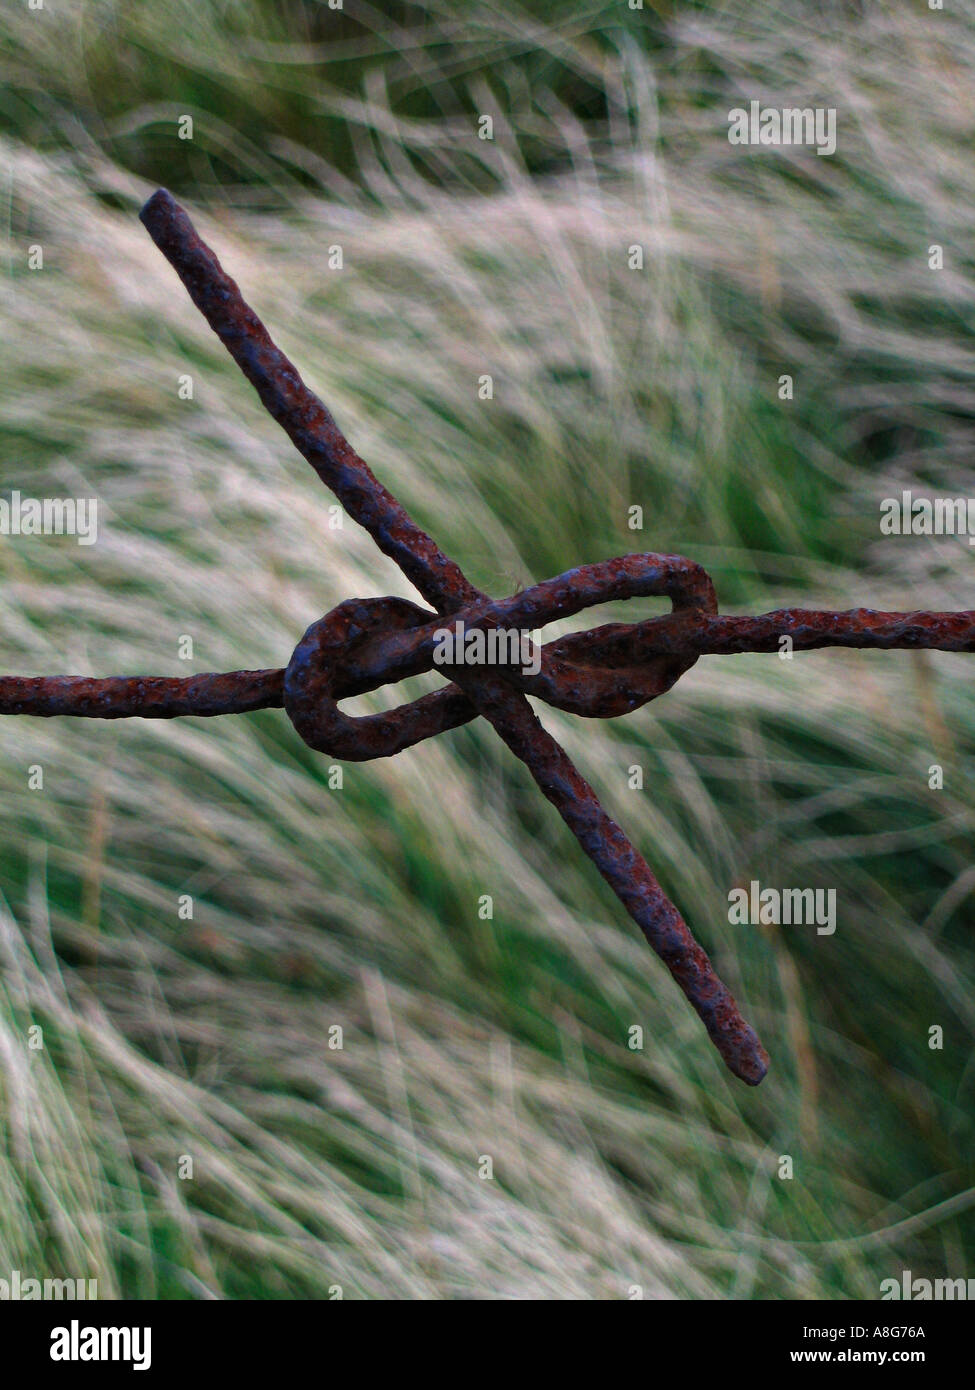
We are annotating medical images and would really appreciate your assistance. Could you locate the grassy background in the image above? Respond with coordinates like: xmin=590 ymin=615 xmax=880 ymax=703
xmin=0 ymin=0 xmax=973 ymax=1298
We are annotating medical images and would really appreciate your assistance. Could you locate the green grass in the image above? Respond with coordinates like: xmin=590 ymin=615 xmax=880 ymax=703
xmin=0 ymin=0 xmax=973 ymax=1298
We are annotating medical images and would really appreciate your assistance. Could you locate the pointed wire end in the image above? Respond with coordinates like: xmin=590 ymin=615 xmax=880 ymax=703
xmin=139 ymin=188 xmax=176 ymax=225
xmin=732 ymin=1035 xmax=770 ymax=1085
xmin=138 ymin=189 xmax=187 ymax=252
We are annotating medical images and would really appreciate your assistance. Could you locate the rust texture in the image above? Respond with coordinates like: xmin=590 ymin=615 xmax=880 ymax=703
xmin=4 ymin=193 xmax=975 ymax=1084
xmin=0 ymin=670 xmax=283 ymax=719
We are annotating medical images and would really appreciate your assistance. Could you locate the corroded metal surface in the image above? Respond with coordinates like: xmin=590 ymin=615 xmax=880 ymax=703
xmin=140 ymin=189 xmax=478 ymax=617
xmin=0 ymin=670 xmax=283 ymax=718
xmin=5 ymin=192 xmax=975 ymax=1083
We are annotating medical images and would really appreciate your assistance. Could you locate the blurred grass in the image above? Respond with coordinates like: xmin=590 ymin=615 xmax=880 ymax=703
xmin=0 ymin=0 xmax=973 ymax=1298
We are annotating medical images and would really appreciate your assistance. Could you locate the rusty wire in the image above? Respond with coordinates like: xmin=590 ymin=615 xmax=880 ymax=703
xmin=3 ymin=190 xmax=974 ymax=1086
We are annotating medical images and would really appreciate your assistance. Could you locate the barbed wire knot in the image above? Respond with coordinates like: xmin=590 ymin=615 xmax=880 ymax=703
xmin=5 ymin=189 xmax=975 ymax=1086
